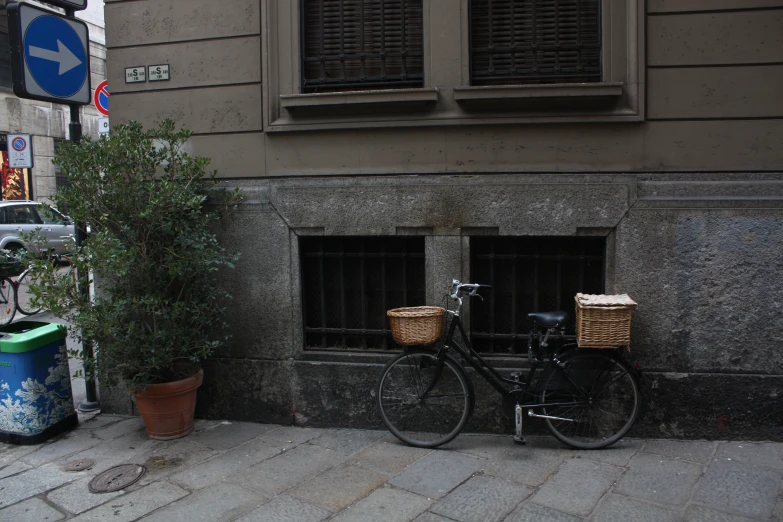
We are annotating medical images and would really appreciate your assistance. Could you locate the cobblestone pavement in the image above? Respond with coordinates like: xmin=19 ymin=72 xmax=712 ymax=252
xmin=0 ymin=415 xmax=781 ymax=521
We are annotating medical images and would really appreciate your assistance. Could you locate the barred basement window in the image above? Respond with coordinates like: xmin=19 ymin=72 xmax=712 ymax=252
xmin=470 ymin=236 xmax=605 ymax=354
xmin=301 ymin=236 xmax=425 ymax=350
xmin=470 ymin=0 xmax=602 ymax=86
xmin=301 ymin=0 xmax=424 ymax=93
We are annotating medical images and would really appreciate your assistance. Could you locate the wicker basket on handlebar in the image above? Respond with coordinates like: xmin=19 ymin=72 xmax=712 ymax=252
xmin=575 ymin=294 xmax=637 ymax=348
xmin=387 ymin=306 xmax=446 ymax=346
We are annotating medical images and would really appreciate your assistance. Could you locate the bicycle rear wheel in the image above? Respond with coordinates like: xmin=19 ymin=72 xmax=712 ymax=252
xmin=0 ymin=277 xmax=17 ymax=326
xmin=376 ymin=348 xmax=474 ymax=448
xmin=538 ymin=349 xmax=640 ymax=449
xmin=16 ymin=268 xmax=42 ymax=316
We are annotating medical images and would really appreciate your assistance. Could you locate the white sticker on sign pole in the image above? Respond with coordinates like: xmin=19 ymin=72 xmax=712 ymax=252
xmin=7 ymin=134 xmax=33 ymax=169
xmin=98 ymin=117 xmax=109 ymax=135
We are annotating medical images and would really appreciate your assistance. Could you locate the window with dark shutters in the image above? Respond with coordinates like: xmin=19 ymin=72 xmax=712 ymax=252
xmin=301 ymin=0 xmax=424 ymax=93
xmin=470 ymin=0 xmax=602 ymax=86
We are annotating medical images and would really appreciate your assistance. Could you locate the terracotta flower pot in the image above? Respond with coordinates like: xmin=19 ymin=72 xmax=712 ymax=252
xmin=132 ymin=368 xmax=203 ymax=440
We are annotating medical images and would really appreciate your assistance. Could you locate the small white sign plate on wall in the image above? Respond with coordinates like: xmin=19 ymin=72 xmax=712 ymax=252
xmin=98 ymin=117 xmax=109 ymax=135
xmin=147 ymin=64 xmax=170 ymax=82
xmin=7 ymin=134 xmax=33 ymax=169
xmin=125 ymin=66 xmax=146 ymax=83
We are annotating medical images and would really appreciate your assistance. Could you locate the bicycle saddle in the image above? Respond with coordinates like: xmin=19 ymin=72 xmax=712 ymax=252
xmin=528 ymin=311 xmax=568 ymax=328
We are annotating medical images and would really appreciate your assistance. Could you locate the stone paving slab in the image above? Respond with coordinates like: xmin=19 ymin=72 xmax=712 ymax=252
xmin=169 ymin=438 xmax=280 ymax=490
xmin=234 ymin=495 xmax=331 ymax=522
xmin=0 ymin=443 xmax=37 ymax=469
xmin=642 ymin=439 xmax=716 ymax=463
xmin=0 ymin=459 xmax=31 ymax=480
xmin=1 ymin=415 xmax=783 ymax=522
xmin=309 ymin=429 xmax=387 ymax=456
xmin=388 ymin=449 xmax=484 ymax=499
xmin=589 ymin=494 xmax=680 ymax=522
xmin=531 ymin=457 xmax=624 ymax=517
xmin=46 ymin=475 xmax=126 ymax=515
xmin=575 ymin=438 xmax=644 ymax=467
xmin=188 ymin=421 xmax=274 ymax=451
xmin=69 ymin=481 xmax=188 ymax=522
xmin=413 ymin=512 xmax=454 ymax=522
xmin=0 ymin=463 xmax=79 ymax=509
xmin=506 ymin=502 xmax=582 ymax=522
xmin=136 ymin=438 xmax=219 ymax=486
xmin=441 ymin=434 xmax=514 ymax=460
xmin=0 ymin=497 xmax=65 ymax=522
xmin=258 ymin=426 xmax=322 ymax=449
xmin=231 ymin=442 xmax=348 ymax=496
xmin=429 ymin=475 xmax=532 ymax=522
xmin=290 ymin=463 xmax=388 ymax=512
xmin=684 ymin=504 xmax=761 ymax=522
xmin=20 ymin=430 xmax=102 ymax=467
xmin=330 ymin=486 xmax=432 ymax=522
xmin=73 ymin=414 xmax=125 ymax=431
xmin=350 ymin=438 xmax=431 ymax=475
xmin=693 ymin=457 xmax=783 ymax=519
xmin=483 ymin=443 xmax=573 ymax=487
xmin=140 ymin=482 xmax=265 ymax=522
xmin=614 ymin=453 xmax=704 ymax=506
xmin=91 ymin=416 xmax=146 ymax=441
xmin=716 ymin=441 xmax=783 ymax=471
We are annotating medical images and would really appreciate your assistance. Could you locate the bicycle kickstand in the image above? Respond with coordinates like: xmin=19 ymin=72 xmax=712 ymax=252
xmin=513 ymin=404 xmax=526 ymax=444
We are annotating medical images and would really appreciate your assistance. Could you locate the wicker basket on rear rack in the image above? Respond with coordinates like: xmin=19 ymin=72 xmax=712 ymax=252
xmin=387 ymin=306 xmax=446 ymax=346
xmin=575 ymin=293 xmax=637 ymax=349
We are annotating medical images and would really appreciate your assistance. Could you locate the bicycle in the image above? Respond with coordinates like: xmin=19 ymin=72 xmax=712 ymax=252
xmin=376 ymin=280 xmax=642 ymax=449
xmin=0 ymin=255 xmax=76 ymax=326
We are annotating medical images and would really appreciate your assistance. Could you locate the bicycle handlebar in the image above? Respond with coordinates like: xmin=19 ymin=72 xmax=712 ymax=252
xmin=449 ymin=279 xmax=492 ymax=299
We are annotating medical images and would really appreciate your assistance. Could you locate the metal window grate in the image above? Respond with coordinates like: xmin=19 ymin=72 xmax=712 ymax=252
xmin=301 ymin=236 xmax=425 ymax=351
xmin=470 ymin=236 xmax=605 ymax=355
xmin=470 ymin=0 xmax=601 ymax=86
xmin=302 ymin=0 xmax=424 ymax=93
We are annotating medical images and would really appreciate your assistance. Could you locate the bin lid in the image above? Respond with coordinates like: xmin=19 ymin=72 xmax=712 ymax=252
xmin=0 ymin=321 xmax=67 ymax=353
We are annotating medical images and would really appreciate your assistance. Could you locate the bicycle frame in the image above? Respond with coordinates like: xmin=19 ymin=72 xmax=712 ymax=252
xmin=436 ymin=309 xmax=586 ymax=411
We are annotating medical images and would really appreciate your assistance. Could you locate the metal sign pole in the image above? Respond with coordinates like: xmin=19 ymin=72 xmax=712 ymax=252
xmin=64 ymin=6 xmax=99 ymax=413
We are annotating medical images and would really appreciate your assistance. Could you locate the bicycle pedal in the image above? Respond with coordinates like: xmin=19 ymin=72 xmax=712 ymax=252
xmin=513 ymin=435 xmax=526 ymax=444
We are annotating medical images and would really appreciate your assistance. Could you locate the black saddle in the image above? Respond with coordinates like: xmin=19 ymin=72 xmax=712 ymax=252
xmin=527 ymin=311 xmax=568 ymax=328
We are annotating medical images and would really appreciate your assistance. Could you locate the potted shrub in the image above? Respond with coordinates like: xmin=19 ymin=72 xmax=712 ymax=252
xmin=28 ymin=120 xmax=241 ymax=439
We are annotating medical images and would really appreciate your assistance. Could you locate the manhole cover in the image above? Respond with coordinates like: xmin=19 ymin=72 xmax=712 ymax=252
xmin=64 ymin=458 xmax=95 ymax=472
xmin=88 ymin=464 xmax=146 ymax=493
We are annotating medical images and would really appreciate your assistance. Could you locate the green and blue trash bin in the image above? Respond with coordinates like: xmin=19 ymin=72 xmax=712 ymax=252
xmin=0 ymin=321 xmax=78 ymax=444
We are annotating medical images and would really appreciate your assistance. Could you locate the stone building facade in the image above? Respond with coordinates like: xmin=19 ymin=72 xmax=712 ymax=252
xmin=103 ymin=0 xmax=783 ymax=440
xmin=0 ymin=0 xmax=106 ymax=204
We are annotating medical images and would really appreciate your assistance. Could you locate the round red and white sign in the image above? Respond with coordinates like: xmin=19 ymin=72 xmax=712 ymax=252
xmin=11 ymin=137 xmax=27 ymax=151
xmin=94 ymin=80 xmax=109 ymax=116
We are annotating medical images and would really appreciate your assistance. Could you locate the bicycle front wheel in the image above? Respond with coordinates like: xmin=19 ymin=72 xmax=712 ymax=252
xmin=16 ymin=268 xmax=42 ymax=316
xmin=538 ymin=349 xmax=640 ymax=449
xmin=376 ymin=348 xmax=474 ymax=448
xmin=0 ymin=277 xmax=17 ymax=326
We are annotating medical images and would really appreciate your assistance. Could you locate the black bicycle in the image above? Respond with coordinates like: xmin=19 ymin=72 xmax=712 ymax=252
xmin=376 ymin=280 xmax=642 ymax=449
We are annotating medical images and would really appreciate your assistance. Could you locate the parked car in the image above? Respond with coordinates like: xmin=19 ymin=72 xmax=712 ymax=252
xmin=0 ymin=200 xmax=75 ymax=255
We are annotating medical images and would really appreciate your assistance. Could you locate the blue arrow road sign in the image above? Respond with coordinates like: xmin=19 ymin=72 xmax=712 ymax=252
xmin=7 ymin=3 xmax=91 ymax=105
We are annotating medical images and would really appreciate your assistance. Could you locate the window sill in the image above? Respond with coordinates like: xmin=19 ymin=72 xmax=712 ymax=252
xmin=280 ymin=87 xmax=440 ymax=110
xmin=453 ymin=82 xmax=624 ymax=102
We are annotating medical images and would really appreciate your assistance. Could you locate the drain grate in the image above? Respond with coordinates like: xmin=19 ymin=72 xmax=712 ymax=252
xmin=64 ymin=458 xmax=95 ymax=472
xmin=88 ymin=464 xmax=146 ymax=493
